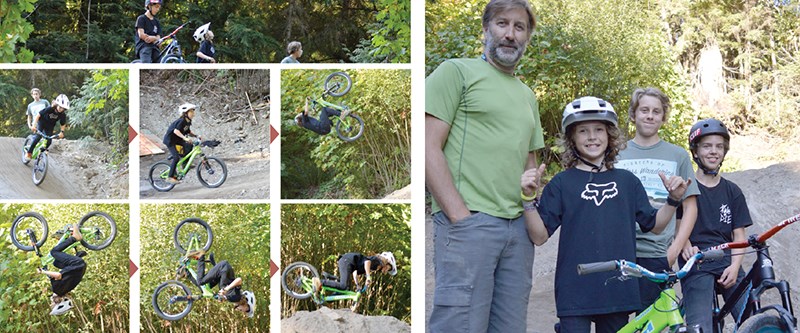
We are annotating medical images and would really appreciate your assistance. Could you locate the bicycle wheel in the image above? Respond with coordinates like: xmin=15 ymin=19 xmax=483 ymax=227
xmin=161 ymin=55 xmax=185 ymax=64
xmin=152 ymin=280 xmax=193 ymax=321
xmin=281 ymin=261 xmax=319 ymax=300
xmin=21 ymin=135 xmax=33 ymax=165
xmin=196 ymin=157 xmax=227 ymax=188
xmin=324 ymin=72 xmax=352 ymax=97
xmin=32 ymin=152 xmax=48 ymax=186
xmin=336 ymin=113 xmax=365 ymax=142
xmin=78 ymin=211 xmax=117 ymax=251
xmin=10 ymin=212 xmax=48 ymax=251
xmin=738 ymin=313 xmax=791 ymax=333
xmin=149 ymin=161 xmax=175 ymax=192
xmin=173 ymin=217 xmax=213 ymax=254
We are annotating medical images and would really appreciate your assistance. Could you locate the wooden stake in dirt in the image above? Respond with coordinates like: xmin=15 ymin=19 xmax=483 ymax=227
xmin=246 ymin=92 xmax=258 ymax=125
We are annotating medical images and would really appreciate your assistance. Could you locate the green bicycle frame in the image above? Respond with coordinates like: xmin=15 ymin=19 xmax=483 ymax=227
xmin=33 ymin=227 xmax=100 ymax=268
xmin=177 ymin=235 xmax=219 ymax=300
xmin=159 ymin=144 xmax=203 ymax=180
xmin=29 ymin=137 xmax=51 ymax=160
xmin=294 ymin=275 xmax=362 ymax=304
xmin=620 ymin=288 xmax=684 ymax=333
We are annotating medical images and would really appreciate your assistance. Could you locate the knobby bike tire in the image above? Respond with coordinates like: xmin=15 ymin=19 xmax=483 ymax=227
xmin=32 ymin=153 xmax=48 ymax=185
xmin=281 ymin=261 xmax=319 ymax=300
xmin=10 ymin=212 xmax=48 ymax=251
xmin=173 ymin=217 xmax=213 ymax=254
xmin=78 ymin=211 xmax=117 ymax=251
xmin=336 ymin=114 xmax=365 ymax=142
xmin=149 ymin=161 xmax=176 ymax=192
xmin=21 ymin=135 xmax=33 ymax=165
xmin=161 ymin=55 xmax=185 ymax=64
xmin=324 ymin=72 xmax=352 ymax=97
xmin=196 ymin=157 xmax=227 ymax=188
xmin=737 ymin=313 xmax=792 ymax=333
xmin=152 ymin=280 xmax=193 ymax=321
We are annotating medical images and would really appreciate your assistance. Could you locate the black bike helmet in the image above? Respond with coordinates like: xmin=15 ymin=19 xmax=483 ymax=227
xmin=688 ymin=118 xmax=730 ymax=175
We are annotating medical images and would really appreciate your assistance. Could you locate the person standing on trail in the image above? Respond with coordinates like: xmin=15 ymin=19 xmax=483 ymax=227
xmin=678 ymin=118 xmax=751 ymax=333
xmin=25 ymin=94 xmax=69 ymax=161
xmin=616 ymin=87 xmax=700 ymax=312
xmin=26 ymin=88 xmax=50 ymax=132
xmin=193 ymin=23 xmax=216 ymax=63
xmin=425 ymin=1 xmax=543 ymax=332
xmin=281 ymin=41 xmax=302 ymax=64
xmin=135 ymin=0 xmax=163 ymax=63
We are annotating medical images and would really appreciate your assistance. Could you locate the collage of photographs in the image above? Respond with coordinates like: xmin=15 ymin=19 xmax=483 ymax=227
xmin=3 ymin=0 xmax=800 ymax=333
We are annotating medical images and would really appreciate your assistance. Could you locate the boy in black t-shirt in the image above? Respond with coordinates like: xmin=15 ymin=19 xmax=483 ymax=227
xmin=36 ymin=225 xmax=87 ymax=315
xmin=162 ymin=103 xmax=201 ymax=184
xmin=25 ymin=94 xmax=69 ymax=161
xmin=678 ymin=119 xmax=751 ymax=333
xmin=193 ymin=23 xmax=216 ymax=63
xmin=294 ymin=97 xmax=348 ymax=135
xmin=135 ymin=0 xmax=163 ymax=63
xmin=521 ymin=97 xmax=691 ymax=333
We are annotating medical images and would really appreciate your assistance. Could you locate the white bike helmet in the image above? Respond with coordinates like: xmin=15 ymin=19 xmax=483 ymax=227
xmin=380 ymin=252 xmax=397 ymax=276
xmin=178 ymin=103 xmax=197 ymax=117
xmin=561 ymin=96 xmax=617 ymax=133
xmin=193 ymin=23 xmax=211 ymax=43
xmin=54 ymin=94 xmax=71 ymax=110
xmin=243 ymin=290 xmax=256 ymax=318
xmin=50 ymin=296 xmax=73 ymax=315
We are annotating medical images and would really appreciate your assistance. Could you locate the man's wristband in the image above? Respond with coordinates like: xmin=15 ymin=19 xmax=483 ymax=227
xmin=521 ymin=190 xmax=537 ymax=202
xmin=666 ymin=196 xmax=682 ymax=207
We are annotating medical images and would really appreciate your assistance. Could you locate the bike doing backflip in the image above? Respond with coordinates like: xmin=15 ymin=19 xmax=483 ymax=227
xmin=294 ymin=71 xmax=365 ymax=142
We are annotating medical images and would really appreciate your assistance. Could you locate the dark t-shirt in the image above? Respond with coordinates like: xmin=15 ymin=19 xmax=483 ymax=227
xmin=678 ymin=177 xmax=752 ymax=273
xmin=163 ymin=117 xmax=192 ymax=146
xmin=537 ymin=168 xmax=657 ymax=317
xmin=51 ymin=264 xmax=86 ymax=296
xmin=340 ymin=252 xmax=384 ymax=276
xmin=135 ymin=14 xmax=161 ymax=51
xmin=197 ymin=41 xmax=215 ymax=63
xmin=37 ymin=106 xmax=68 ymax=133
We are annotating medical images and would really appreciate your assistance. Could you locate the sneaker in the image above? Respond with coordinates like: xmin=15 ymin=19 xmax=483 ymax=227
xmin=166 ymin=177 xmax=181 ymax=184
xmin=25 ymin=152 xmax=32 ymax=160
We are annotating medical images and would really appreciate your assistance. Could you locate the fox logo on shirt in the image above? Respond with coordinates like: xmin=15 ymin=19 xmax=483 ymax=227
xmin=581 ymin=182 xmax=618 ymax=206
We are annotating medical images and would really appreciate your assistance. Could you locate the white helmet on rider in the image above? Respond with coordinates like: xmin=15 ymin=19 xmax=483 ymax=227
xmin=242 ymin=290 xmax=256 ymax=318
xmin=561 ymin=96 xmax=617 ymax=133
xmin=178 ymin=103 xmax=197 ymax=117
xmin=193 ymin=23 xmax=211 ymax=43
xmin=54 ymin=94 xmax=70 ymax=110
xmin=49 ymin=295 xmax=73 ymax=315
xmin=380 ymin=251 xmax=397 ymax=276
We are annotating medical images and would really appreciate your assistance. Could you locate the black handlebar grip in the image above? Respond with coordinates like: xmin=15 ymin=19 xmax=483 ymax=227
xmin=577 ymin=261 xmax=618 ymax=275
xmin=702 ymin=249 xmax=725 ymax=260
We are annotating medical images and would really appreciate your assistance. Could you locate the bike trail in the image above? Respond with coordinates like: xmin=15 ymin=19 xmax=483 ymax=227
xmin=0 ymin=137 xmax=86 ymax=199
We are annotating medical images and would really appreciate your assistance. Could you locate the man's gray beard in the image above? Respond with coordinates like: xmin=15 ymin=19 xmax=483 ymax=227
xmin=485 ymin=32 xmax=526 ymax=67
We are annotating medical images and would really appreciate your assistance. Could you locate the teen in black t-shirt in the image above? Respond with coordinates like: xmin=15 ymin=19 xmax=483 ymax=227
xmin=312 ymin=252 xmax=397 ymax=292
xmin=162 ymin=103 xmax=201 ymax=184
xmin=135 ymin=0 xmax=163 ymax=63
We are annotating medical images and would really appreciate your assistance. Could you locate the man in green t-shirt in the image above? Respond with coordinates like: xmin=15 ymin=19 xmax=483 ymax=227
xmin=616 ymin=87 xmax=700 ymax=312
xmin=426 ymin=1 xmax=543 ymax=332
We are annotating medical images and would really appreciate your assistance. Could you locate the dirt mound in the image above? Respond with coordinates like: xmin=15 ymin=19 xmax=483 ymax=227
xmin=0 ymin=137 xmax=128 ymax=199
xmin=281 ymin=307 xmax=410 ymax=333
xmin=426 ymin=160 xmax=800 ymax=333
xmin=384 ymin=185 xmax=411 ymax=199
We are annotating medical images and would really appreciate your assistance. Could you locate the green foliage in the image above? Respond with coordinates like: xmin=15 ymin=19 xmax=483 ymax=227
xmin=0 ymin=0 xmax=37 ymax=62
xmin=0 ymin=204 xmax=129 ymax=332
xmin=348 ymin=0 xmax=410 ymax=63
xmin=281 ymin=69 xmax=411 ymax=199
xmin=140 ymin=204 xmax=270 ymax=332
xmin=20 ymin=0 xmax=409 ymax=63
xmin=427 ymin=0 xmax=697 ymax=168
xmin=68 ymin=69 xmax=130 ymax=167
xmin=281 ymin=204 xmax=411 ymax=323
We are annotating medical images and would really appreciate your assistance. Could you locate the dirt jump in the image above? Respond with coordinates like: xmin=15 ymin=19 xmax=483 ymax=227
xmin=282 ymin=306 xmax=410 ymax=333
xmin=0 ymin=137 xmax=128 ymax=199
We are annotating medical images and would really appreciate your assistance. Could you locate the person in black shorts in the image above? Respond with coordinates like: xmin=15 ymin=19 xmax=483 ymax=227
xmin=294 ymin=97 xmax=349 ymax=135
xmin=135 ymin=0 xmax=163 ymax=63
xmin=25 ymin=94 xmax=69 ymax=161
xmin=311 ymin=251 xmax=397 ymax=293
xmin=162 ymin=103 xmax=201 ymax=184
xmin=186 ymin=251 xmax=255 ymax=317
xmin=36 ymin=225 xmax=87 ymax=316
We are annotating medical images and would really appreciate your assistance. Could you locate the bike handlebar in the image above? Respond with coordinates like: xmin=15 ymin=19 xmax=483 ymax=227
xmin=577 ymin=250 xmax=725 ymax=283
xmin=37 ymin=131 xmax=61 ymax=140
xmin=706 ymin=213 xmax=800 ymax=251
xmin=158 ymin=22 xmax=188 ymax=44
